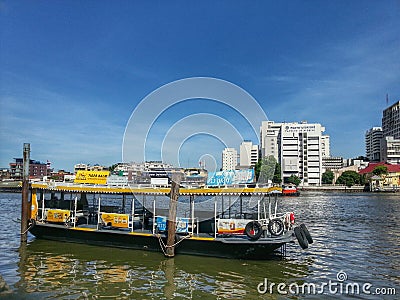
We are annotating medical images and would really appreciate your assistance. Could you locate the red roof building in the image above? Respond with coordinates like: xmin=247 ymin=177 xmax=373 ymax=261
xmin=358 ymin=162 xmax=400 ymax=175
xmin=359 ymin=162 xmax=400 ymax=189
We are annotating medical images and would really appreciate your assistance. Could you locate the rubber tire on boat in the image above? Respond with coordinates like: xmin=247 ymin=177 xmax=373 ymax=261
xmin=300 ymin=223 xmax=313 ymax=244
xmin=245 ymin=221 xmax=263 ymax=240
xmin=294 ymin=226 xmax=309 ymax=249
xmin=268 ymin=218 xmax=285 ymax=236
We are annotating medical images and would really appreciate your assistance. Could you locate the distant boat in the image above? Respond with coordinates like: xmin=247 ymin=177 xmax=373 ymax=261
xmin=282 ymin=185 xmax=300 ymax=196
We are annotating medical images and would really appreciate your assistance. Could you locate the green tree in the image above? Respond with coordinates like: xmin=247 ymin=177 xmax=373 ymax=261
xmin=286 ymin=174 xmax=301 ymax=186
xmin=255 ymin=160 xmax=262 ymax=180
xmin=256 ymin=155 xmax=277 ymax=183
xmin=322 ymin=170 xmax=334 ymax=184
xmin=372 ymin=165 xmax=388 ymax=176
xmin=335 ymin=170 xmax=361 ymax=187
xmin=108 ymin=163 xmax=119 ymax=173
xmin=273 ymin=162 xmax=282 ymax=184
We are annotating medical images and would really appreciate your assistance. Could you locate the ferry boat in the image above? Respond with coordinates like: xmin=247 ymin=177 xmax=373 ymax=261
xmin=282 ymin=185 xmax=300 ymax=196
xmin=27 ymin=183 xmax=312 ymax=260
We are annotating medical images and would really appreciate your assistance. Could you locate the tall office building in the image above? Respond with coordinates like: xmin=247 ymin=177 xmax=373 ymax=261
xmin=321 ymin=135 xmax=330 ymax=158
xmin=221 ymin=148 xmax=238 ymax=171
xmin=260 ymin=121 xmax=281 ymax=161
xmin=365 ymin=127 xmax=383 ymax=161
xmin=381 ymin=136 xmax=400 ymax=164
xmin=382 ymin=100 xmax=400 ymax=139
xmin=260 ymin=121 xmax=328 ymax=186
xmin=239 ymin=141 xmax=259 ymax=168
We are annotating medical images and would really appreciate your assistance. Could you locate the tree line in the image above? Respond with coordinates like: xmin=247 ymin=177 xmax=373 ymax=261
xmin=256 ymin=155 xmax=389 ymax=187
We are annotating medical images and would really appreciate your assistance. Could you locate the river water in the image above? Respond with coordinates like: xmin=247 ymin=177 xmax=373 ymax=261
xmin=0 ymin=191 xmax=398 ymax=299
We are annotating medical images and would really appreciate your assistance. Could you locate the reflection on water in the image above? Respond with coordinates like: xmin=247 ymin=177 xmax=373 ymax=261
xmin=1 ymin=192 xmax=399 ymax=299
xmin=13 ymin=240 xmax=310 ymax=299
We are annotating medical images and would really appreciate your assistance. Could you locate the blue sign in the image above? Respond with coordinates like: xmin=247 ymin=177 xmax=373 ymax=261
xmin=155 ymin=216 xmax=190 ymax=233
xmin=206 ymin=169 xmax=254 ymax=186
xmin=156 ymin=216 xmax=167 ymax=231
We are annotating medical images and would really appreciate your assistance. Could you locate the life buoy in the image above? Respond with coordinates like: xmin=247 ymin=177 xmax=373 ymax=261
xmin=245 ymin=221 xmax=263 ymax=240
xmin=268 ymin=219 xmax=285 ymax=236
xmin=300 ymin=224 xmax=313 ymax=244
xmin=289 ymin=212 xmax=295 ymax=224
xmin=294 ymin=226 xmax=309 ymax=249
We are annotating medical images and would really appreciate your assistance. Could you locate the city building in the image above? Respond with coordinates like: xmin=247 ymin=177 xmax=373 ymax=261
xmin=321 ymin=135 xmax=330 ymax=158
xmin=343 ymin=158 xmax=369 ymax=170
xmin=260 ymin=121 xmax=281 ymax=161
xmin=0 ymin=168 xmax=10 ymax=181
xmin=260 ymin=121 xmax=329 ymax=186
xmin=74 ymin=163 xmax=88 ymax=173
xmin=382 ymin=100 xmax=400 ymax=139
xmin=381 ymin=136 xmax=400 ymax=164
xmin=74 ymin=163 xmax=108 ymax=173
xmin=9 ymin=158 xmax=49 ymax=180
xmin=221 ymin=148 xmax=238 ymax=171
xmin=239 ymin=141 xmax=259 ymax=168
xmin=113 ymin=161 xmax=178 ymax=184
xmin=365 ymin=127 xmax=383 ymax=161
xmin=322 ymin=157 xmax=344 ymax=171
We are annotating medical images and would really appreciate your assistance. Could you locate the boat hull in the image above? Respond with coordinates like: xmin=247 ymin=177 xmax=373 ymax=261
xmin=29 ymin=223 xmax=294 ymax=260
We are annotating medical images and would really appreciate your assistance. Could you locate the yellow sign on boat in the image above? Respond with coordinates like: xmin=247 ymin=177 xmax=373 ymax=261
xmin=101 ymin=213 xmax=129 ymax=228
xmin=74 ymin=171 xmax=110 ymax=185
xmin=46 ymin=209 xmax=71 ymax=223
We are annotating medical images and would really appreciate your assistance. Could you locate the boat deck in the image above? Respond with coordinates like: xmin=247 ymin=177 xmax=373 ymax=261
xmin=34 ymin=222 xmax=294 ymax=244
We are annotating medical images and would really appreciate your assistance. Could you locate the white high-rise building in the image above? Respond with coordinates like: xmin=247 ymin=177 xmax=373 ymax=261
xmin=260 ymin=121 xmax=329 ymax=186
xmin=365 ymin=127 xmax=383 ymax=161
xmin=321 ymin=135 xmax=330 ymax=157
xmin=239 ymin=141 xmax=259 ymax=168
xmin=260 ymin=121 xmax=281 ymax=161
xmin=381 ymin=136 xmax=400 ymax=164
xmin=221 ymin=148 xmax=238 ymax=171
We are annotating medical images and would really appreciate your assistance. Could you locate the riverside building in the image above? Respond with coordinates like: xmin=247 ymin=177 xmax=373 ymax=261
xmin=239 ymin=141 xmax=259 ymax=168
xmin=9 ymin=158 xmax=49 ymax=180
xmin=260 ymin=121 xmax=329 ymax=186
xmin=222 ymin=148 xmax=238 ymax=171
xmin=365 ymin=127 xmax=383 ymax=162
xmin=382 ymin=100 xmax=400 ymax=139
xmin=381 ymin=136 xmax=400 ymax=164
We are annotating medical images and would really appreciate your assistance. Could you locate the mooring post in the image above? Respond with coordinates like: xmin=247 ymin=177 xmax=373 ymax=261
xmin=21 ymin=143 xmax=30 ymax=242
xmin=166 ymin=173 xmax=182 ymax=257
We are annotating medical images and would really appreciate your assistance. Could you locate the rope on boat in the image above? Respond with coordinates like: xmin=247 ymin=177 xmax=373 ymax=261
xmin=156 ymin=233 xmax=192 ymax=257
xmin=20 ymin=222 xmax=33 ymax=235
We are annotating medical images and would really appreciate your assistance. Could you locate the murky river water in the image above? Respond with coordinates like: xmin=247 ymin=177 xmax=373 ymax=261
xmin=0 ymin=191 xmax=399 ymax=299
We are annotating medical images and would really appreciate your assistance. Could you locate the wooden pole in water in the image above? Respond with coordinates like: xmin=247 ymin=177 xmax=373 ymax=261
xmin=21 ymin=143 xmax=30 ymax=243
xmin=166 ymin=173 xmax=182 ymax=257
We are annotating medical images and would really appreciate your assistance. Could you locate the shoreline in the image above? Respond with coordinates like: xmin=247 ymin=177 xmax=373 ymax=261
xmin=0 ymin=182 xmax=398 ymax=194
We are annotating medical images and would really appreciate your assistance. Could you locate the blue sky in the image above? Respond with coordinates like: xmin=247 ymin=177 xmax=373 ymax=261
xmin=1 ymin=1 xmax=399 ymax=171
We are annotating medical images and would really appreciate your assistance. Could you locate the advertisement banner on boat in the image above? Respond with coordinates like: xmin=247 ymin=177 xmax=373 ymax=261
xmin=100 ymin=213 xmax=129 ymax=228
xmin=206 ymin=169 xmax=254 ymax=186
xmin=155 ymin=216 xmax=190 ymax=233
xmin=217 ymin=219 xmax=248 ymax=234
xmin=74 ymin=171 xmax=110 ymax=185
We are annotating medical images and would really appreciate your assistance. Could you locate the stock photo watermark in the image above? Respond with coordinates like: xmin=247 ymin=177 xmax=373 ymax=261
xmin=257 ymin=271 xmax=397 ymax=296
